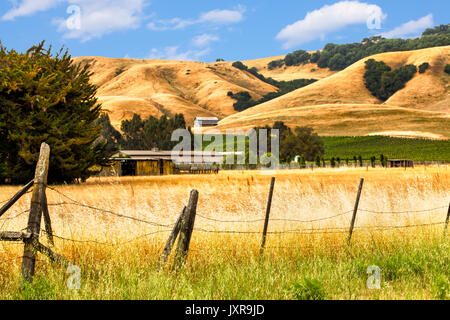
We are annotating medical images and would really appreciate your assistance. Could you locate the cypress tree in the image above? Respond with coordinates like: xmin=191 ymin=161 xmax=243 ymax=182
xmin=0 ymin=41 xmax=107 ymax=184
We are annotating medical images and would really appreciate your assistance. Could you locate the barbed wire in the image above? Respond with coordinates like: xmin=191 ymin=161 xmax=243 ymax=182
xmin=359 ymin=206 xmax=448 ymax=215
xmin=196 ymin=210 xmax=353 ymax=224
xmin=46 ymin=186 xmax=173 ymax=228
xmin=41 ymin=229 xmax=172 ymax=246
xmin=192 ymin=221 xmax=445 ymax=235
xmin=0 ymin=209 xmax=31 ymax=221
xmin=0 ymin=189 xmax=33 ymax=206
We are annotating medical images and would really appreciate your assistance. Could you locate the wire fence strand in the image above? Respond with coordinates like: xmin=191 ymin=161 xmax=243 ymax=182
xmin=46 ymin=187 xmax=173 ymax=228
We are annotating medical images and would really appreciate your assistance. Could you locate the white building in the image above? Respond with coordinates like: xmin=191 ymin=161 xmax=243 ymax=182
xmin=194 ymin=117 xmax=219 ymax=128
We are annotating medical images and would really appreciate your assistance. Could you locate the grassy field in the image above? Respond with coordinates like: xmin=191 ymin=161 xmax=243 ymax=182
xmin=0 ymin=168 xmax=449 ymax=300
xmin=322 ymin=136 xmax=450 ymax=161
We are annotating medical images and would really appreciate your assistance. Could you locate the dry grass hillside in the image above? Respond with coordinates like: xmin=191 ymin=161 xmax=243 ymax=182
xmin=240 ymin=55 xmax=336 ymax=81
xmin=72 ymin=57 xmax=277 ymax=128
xmin=217 ymin=46 xmax=450 ymax=138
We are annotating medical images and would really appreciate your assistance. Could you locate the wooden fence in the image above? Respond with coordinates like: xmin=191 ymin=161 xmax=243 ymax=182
xmin=1 ymin=143 xmax=449 ymax=282
xmin=0 ymin=143 xmax=68 ymax=282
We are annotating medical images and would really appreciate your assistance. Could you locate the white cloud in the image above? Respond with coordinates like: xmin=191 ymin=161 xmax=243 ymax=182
xmin=53 ymin=0 xmax=145 ymax=42
xmin=198 ymin=7 xmax=245 ymax=24
xmin=2 ymin=0 xmax=63 ymax=21
xmin=192 ymin=34 xmax=219 ymax=47
xmin=276 ymin=1 xmax=386 ymax=49
xmin=148 ymin=5 xmax=245 ymax=31
xmin=2 ymin=0 xmax=145 ymax=41
xmin=147 ymin=46 xmax=210 ymax=61
xmin=380 ymin=14 xmax=434 ymax=38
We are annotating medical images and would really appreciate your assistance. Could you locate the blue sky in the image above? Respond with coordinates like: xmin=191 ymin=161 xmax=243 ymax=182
xmin=0 ymin=1 xmax=448 ymax=62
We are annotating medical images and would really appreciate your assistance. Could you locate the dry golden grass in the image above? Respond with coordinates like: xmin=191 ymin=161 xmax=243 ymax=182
xmin=239 ymin=55 xmax=336 ymax=81
xmin=0 ymin=167 xmax=448 ymax=248
xmin=218 ymin=46 xmax=450 ymax=137
xmin=217 ymin=104 xmax=450 ymax=138
xmin=0 ymin=167 xmax=448 ymax=300
xmin=72 ymin=56 xmax=277 ymax=128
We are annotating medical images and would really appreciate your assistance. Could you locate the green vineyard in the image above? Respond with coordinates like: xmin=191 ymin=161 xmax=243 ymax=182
xmin=322 ymin=136 xmax=450 ymax=161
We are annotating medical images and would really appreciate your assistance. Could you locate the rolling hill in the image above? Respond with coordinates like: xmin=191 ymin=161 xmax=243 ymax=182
xmin=72 ymin=56 xmax=278 ymax=128
xmin=217 ymin=46 xmax=450 ymax=139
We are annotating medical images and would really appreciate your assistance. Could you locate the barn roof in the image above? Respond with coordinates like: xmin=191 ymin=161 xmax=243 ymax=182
xmin=111 ymin=150 xmax=240 ymax=163
xmin=194 ymin=117 xmax=219 ymax=121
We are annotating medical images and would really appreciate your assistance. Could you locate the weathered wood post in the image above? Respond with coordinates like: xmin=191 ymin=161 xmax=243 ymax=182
xmin=260 ymin=177 xmax=276 ymax=256
xmin=21 ymin=143 xmax=50 ymax=282
xmin=159 ymin=207 xmax=185 ymax=269
xmin=347 ymin=178 xmax=364 ymax=247
xmin=42 ymin=193 xmax=54 ymax=246
xmin=444 ymin=202 xmax=450 ymax=238
xmin=173 ymin=190 xmax=199 ymax=269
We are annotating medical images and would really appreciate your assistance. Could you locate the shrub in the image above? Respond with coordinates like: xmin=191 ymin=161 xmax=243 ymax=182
xmin=290 ymin=278 xmax=327 ymax=300
xmin=330 ymin=157 xmax=336 ymax=168
xmin=228 ymin=91 xmax=256 ymax=112
xmin=285 ymin=50 xmax=311 ymax=66
xmin=231 ymin=61 xmax=247 ymax=71
xmin=268 ymin=59 xmax=284 ymax=70
xmin=315 ymin=155 xmax=321 ymax=167
xmin=364 ymin=59 xmax=417 ymax=101
xmin=445 ymin=64 xmax=450 ymax=75
xmin=418 ymin=62 xmax=430 ymax=73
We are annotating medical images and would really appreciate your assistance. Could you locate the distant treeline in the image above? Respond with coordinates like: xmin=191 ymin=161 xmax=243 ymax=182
xmin=268 ymin=24 xmax=450 ymax=71
xmin=97 ymin=113 xmax=189 ymax=153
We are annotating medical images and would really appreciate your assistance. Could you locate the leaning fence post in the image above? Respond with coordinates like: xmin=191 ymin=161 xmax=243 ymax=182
xmin=444 ymin=202 xmax=450 ymax=237
xmin=0 ymin=180 xmax=34 ymax=218
xmin=347 ymin=178 xmax=364 ymax=247
xmin=260 ymin=177 xmax=276 ymax=256
xmin=21 ymin=142 xmax=50 ymax=282
xmin=159 ymin=207 xmax=185 ymax=269
xmin=173 ymin=190 xmax=199 ymax=269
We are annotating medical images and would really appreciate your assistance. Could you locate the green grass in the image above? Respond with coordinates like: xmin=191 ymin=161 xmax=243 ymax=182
xmin=322 ymin=136 xmax=450 ymax=161
xmin=0 ymin=236 xmax=448 ymax=300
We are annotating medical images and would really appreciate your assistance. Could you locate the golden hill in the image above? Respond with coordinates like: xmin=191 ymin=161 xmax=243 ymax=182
xmin=217 ymin=46 xmax=450 ymax=138
xmin=241 ymin=55 xmax=336 ymax=81
xmin=72 ymin=56 xmax=277 ymax=128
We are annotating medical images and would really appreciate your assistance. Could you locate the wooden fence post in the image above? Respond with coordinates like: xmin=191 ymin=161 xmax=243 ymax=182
xmin=21 ymin=143 xmax=50 ymax=282
xmin=260 ymin=177 xmax=276 ymax=256
xmin=347 ymin=178 xmax=364 ymax=247
xmin=173 ymin=190 xmax=199 ymax=269
xmin=159 ymin=207 xmax=185 ymax=269
xmin=444 ymin=202 xmax=450 ymax=238
xmin=42 ymin=193 xmax=54 ymax=246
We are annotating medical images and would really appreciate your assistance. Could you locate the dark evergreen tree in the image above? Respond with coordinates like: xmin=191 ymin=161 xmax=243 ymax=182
xmin=0 ymin=41 xmax=107 ymax=184
xmin=95 ymin=114 xmax=122 ymax=154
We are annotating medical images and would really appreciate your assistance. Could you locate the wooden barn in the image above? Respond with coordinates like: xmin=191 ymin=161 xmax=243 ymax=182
xmin=103 ymin=150 xmax=227 ymax=176
xmin=108 ymin=150 xmax=175 ymax=176
xmin=387 ymin=159 xmax=414 ymax=168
